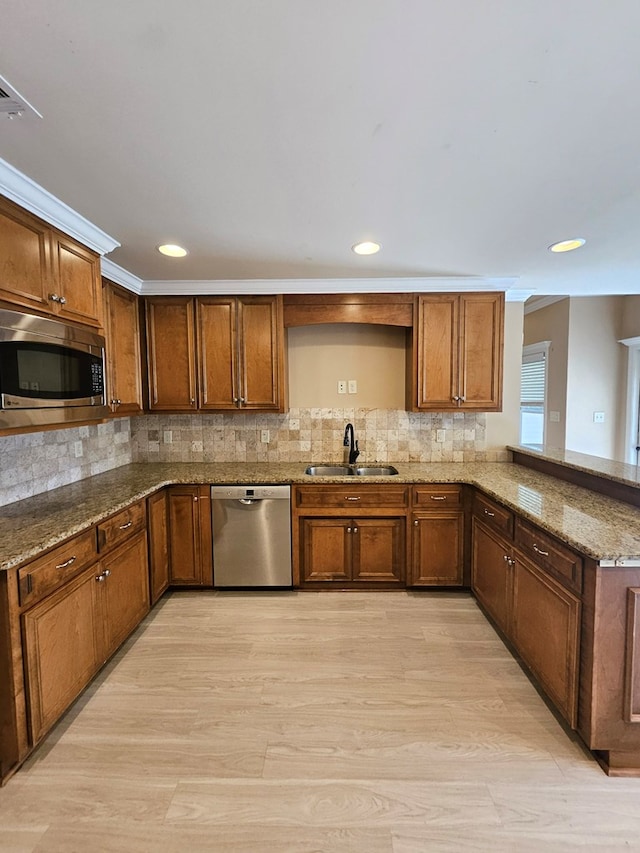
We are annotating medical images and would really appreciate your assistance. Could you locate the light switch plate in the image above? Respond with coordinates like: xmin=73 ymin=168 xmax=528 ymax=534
xmin=348 ymin=379 xmax=357 ymax=394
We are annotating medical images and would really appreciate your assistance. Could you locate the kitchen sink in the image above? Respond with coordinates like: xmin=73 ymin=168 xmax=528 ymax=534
xmin=304 ymin=464 xmax=399 ymax=476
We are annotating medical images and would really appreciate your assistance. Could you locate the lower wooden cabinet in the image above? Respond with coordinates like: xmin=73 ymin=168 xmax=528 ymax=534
xmin=147 ymin=489 xmax=170 ymax=604
xmin=301 ymin=517 xmax=405 ymax=584
xmin=22 ymin=565 xmax=100 ymax=743
xmin=96 ymin=532 xmax=150 ymax=662
xmin=410 ymin=485 xmax=465 ymax=586
xmin=471 ymin=518 xmax=513 ymax=635
xmin=167 ymin=486 xmax=213 ymax=586
xmin=511 ymin=554 xmax=580 ymax=726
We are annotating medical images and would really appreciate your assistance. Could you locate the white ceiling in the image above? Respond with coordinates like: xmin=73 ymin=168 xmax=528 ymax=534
xmin=1 ymin=1 xmax=640 ymax=298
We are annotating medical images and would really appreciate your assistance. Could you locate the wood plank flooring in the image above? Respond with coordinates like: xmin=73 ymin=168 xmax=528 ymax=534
xmin=2 ymin=590 xmax=640 ymax=851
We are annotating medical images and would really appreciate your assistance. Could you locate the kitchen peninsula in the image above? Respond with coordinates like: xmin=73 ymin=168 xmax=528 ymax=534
xmin=1 ymin=457 xmax=640 ymax=782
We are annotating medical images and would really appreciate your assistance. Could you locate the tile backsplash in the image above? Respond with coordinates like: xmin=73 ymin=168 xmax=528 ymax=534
xmin=131 ymin=408 xmax=507 ymax=464
xmin=0 ymin=419 xmax=133 ymax=507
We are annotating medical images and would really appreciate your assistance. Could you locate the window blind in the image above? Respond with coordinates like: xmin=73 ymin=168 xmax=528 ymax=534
xmin=521 ymin=352 xmax=546 ymax=405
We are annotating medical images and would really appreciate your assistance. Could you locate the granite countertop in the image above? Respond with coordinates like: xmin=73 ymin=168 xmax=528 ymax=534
xmin=509 ymin=444 xmax=640 ymax=490
xmin=1 ymin=461 xmax=640 ymax=572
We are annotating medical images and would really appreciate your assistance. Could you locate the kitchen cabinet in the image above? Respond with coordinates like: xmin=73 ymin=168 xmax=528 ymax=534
xmin=102 ymin=279 xmax=143 ymax=414
xmin=167 ymin=485 xmax=213 ymax=586
xmin=147 ymin=489 xmax=170 ymax=604
xmin=300 ymin=516 xmax=405 ymax=584
xmin=0 ymin=195 xmax=102 ymax=327
xmin=22 ymin=565 xmax=100 ymax=744
xmin=410 ymin=485 xmax=465 ymax=586
xmin=145 ymin=296 xmax=198 ymax=410
xmin=471 ymin=491 xmax=581 ymax=727
xmin=144 ymin=295 xmax=286 ymax=412
xmin=96 ymin=532 xmax=149 ymax=662
xmin=412 ymin=292 xmax=504 ymax=411
xmin=19 ymin=499 xmax=149 ymax=749
xmin=293 ymin=484 xmax=408 ymax=588
xmin=197 ymin=295 xmax=285 ymax=411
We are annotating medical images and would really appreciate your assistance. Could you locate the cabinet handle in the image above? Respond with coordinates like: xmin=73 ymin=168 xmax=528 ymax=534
xmin=48 ymin=293 xmax=66 ymax=305
xmin=430 ymin=495 xmax=446 ymax=501
xmin=353 ymin=527 xmax=358 ymax=534
xmin=347 ymin=527 xmax=352 ymax=533
xmin=459 ymin=396 xmax=465 ymax=402
xmin=95 ymin=573 xmax=105 ymax=582
xmin=56 ymin=556 xmax=77 ymax=569
xmin=194 ymin=496 xmax=199 ymax=502
xmin=452 ymin=395 xmax=460 ymax=402
xmin=119 ymin=520 xmax=133 ymax=530
xmin=103 ymin=569 xmax=111 ymax=578
xmin=110 ymin=398 xmax=122 ymax=408
xmin=483 ymin=509 xmax=495 ymax=517
xmin=414 ymin=520 xmax=419 ymax=526
xmin=240 ymin=397 xmax=246 ymax=404
xmin=345 ymin=496 xmax=361 ymax=501
xmin=190 ymin=398 xmax=196 ymax=405
xmin=533 ymin=544 xmax=549 ymax=557
xmin=503 ymin=554 xmax=509 ymax=562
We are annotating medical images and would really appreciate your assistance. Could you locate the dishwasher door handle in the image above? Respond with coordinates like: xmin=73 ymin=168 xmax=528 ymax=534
xmin=238 ymin=498 xmax=262 ymax=505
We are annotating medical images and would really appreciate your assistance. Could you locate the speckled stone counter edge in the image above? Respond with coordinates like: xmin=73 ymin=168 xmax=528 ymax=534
xmin=2 ymin=461 xmax=640 ymax=571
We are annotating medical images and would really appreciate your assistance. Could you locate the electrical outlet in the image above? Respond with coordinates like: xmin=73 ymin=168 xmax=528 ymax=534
xmin=74 ymin=441 xmax=83 ymax=458
xmin=261 ymin=429 xmax=270 ymax=443
xmin=337 ymin=380 xmax=347 ymax=394
xmin=593 ymin=411 xmax=605 ymax=423
xmin=549 ymin=411 xmax=560 ymax=422
xmin=436 ymin=429 xmax=446 ymax=443
xmin=163 ymin=430 xmax=172 ymax=444
xmin=348 ymin=379 xmax=358 ymax=394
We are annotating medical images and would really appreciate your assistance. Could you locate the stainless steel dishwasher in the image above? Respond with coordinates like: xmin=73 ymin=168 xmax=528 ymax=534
xmin=211 ymin=485 xmax=292 ymax=587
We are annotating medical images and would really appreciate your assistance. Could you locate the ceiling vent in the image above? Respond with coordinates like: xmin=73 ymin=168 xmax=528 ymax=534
xmin=0 ymin=75 xmax=42 ymax=119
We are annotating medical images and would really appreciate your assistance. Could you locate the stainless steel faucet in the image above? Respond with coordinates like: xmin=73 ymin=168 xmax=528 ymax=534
xmin=343 ymin=422 xmax=360 ymax=465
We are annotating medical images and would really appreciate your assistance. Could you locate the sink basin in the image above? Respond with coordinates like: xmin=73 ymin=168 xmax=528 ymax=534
xmin=354 ymin=466 xmax=399 ymax=476
xmin=304 ymin=464 xmax=399 ymax=476
xmin=305 ymin=465 xmax=354 ymax=476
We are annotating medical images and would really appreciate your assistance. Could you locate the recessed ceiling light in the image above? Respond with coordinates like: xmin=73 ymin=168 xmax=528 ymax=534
xmin=548 ymin=238 xmax=586 ymax=253
xmin=352 ymin=241 xmax=381 ymax=255
xmin=158 ymin=243 xmax=188 ymax=257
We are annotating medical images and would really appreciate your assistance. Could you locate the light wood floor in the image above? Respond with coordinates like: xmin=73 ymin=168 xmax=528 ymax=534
xmin=3 ymin=591 xmax=640 ymax=852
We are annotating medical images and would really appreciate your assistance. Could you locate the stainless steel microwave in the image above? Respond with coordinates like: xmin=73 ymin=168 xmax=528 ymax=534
xmin=0 ymin=308 xmax=108 ymax=429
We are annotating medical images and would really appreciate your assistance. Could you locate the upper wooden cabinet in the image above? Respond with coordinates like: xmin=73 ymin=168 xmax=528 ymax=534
xmin=0 ymin=195 xmax=103 ymax=328
xmin=144 ymin=295 xmax=286 ymax=413
xmin=102 ymin=280 xmax=143 ymax=415
xmin=411 ymin=292 xmax=504 ymax=411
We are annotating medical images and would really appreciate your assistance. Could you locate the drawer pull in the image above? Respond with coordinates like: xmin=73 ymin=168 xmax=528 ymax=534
xmin=430 ymin=495 xmax=446 ymax=501
xmin=533 ymin=544 xmax=550 ymax=557
xmin=55 ymin=556 xmax=77 ymax=569
xmin=119 ymin=520 xmax=133 ymax=530
xmin=483 ymin=509 xmax=495 ymax=517
xmin=345 ymin=496 xmax=361 ymax=501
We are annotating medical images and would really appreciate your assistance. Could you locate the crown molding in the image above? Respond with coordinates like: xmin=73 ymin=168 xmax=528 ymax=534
xmin=100 ymin=258 xmax=144 ymax=294
xmin=523 ymin=295 xmax=566 ymax=315
xmin=0 ymin=157 xmax=119 ymax=255
xmin=141 ymin=276 xmax=520 ymax=296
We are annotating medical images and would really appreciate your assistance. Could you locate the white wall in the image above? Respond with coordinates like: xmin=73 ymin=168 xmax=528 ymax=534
xmin=565 ymin=296 xmax=625 ymax=460
xmin=486 ymin=301 xmax=524 ymax=452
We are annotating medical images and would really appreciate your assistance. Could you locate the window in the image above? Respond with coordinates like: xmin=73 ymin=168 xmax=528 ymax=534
xmin=520 ymin=342 xmax=550 ymax=445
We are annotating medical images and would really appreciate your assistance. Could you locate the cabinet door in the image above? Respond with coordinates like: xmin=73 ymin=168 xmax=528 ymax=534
xmin=352 ymin=518 xmax=405 ymax=584
xmin=52 ymin=232 xmax=103 ymax=327
xmin=197 ymin=297 xmax=238 ymax=410
xmin=0 ymin=196 xmax=52 ymax=313
xmin=167 ymin=486 xmax=213 ymax=586
xmin=237 ymin=296 xmax=284 ymax=411
xmin=148 ymin=490 xmax=169 ymax=604
xmin=300 ymin=518 xmax=351 ymax=582
xmin=458 ymin=293 xmax=503 ymax=411
xmin=22 ymin=566 xmax=99 ymax=743
xmin=471 ymin=519 xmax=512 ymax=636
xmin=103 ymin=280 xmax=143 ymax=414
xmin=410 ymin=511 xmax=464 ymax=586
xmin=145 ymin=297 xmax=198 ymax=410
xmin=415 ymin=294 xmax=458 ymax=410
xmin=512 ymin=554 xmax=581 ymax=727
xmin=97 ymin=532 xmax=150 ymax=661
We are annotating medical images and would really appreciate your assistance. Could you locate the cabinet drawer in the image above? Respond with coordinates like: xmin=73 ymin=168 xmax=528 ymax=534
xmin=473 ymin=492 xmax=514 ymax=537
xmin=97 ymin=501 xmax=146 ymax=553
xmin=295 ymin=485 xmax=409 ymax=509
xmin=515 ymin=518 xmax=583 ymax=593
xmin=413 ymin=485 xmax=462 ymax=507
xmin=18 ymin=528 xmax=98 ymax=607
